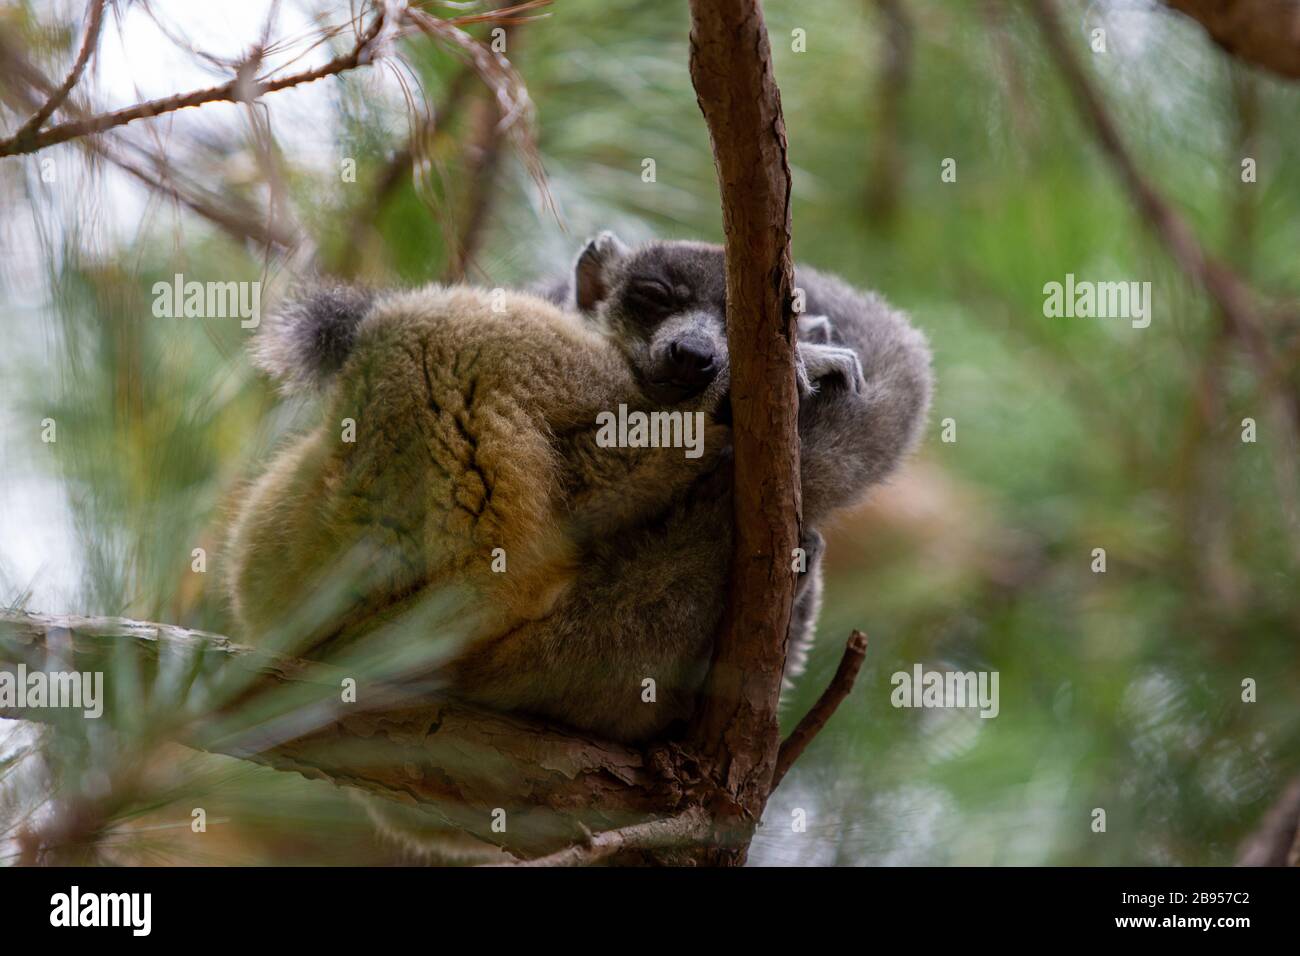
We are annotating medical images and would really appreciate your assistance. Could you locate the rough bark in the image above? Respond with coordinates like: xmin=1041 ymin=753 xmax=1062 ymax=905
xmin=1163 ymin=0 xmax=1300 ymax=80
xmin=498 ymin=806 xmax=713 ymax=867
xmin=686 ymin=0 xmax=801 ymax=866
xmin=0 ymin=610 xmax=682 ymax=859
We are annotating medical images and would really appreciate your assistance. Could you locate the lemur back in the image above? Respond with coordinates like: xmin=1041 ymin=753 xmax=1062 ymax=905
xmin=228 ymin=284 xmax=730 ymax=726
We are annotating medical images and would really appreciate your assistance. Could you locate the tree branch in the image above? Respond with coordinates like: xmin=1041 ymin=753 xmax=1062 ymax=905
xmin=0 ymin=33 xmax=297 ymax=253
xmin=0 ymin=5 xmax=389 ymax=159
xmin=331 ymin=61 xmax=478 ymax=276
xmin=1163 ymin=0 xmax=1300 ymax=80
xmin=772 ymin=631 xmax=868 ymax=790
xmin=685 ymin=0 xmax=801 ymax=866
xmin=490 ymin=806 xmax=713 ymax=867
xmin=0 ymin=610 xmax=684 ymax=860
xmin=441 ymin=93 xmax=509 ymax=282
xmin=8 ymin=0 xmax=105 ymax=144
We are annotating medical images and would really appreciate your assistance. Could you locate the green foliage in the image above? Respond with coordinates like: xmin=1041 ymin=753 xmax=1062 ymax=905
xmin=1 ymin=0 xmax=1296 ymax=865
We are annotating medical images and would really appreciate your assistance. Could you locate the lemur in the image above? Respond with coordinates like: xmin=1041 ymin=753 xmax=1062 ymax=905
xmin=229 ymin=236 xmax=931 ymax=746
xmin=533 ymin=232 xmax=933 ymax=685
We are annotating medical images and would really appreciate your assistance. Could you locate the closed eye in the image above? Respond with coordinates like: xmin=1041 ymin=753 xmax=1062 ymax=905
xmin=627 ymin=281 xmax=676 ymax=310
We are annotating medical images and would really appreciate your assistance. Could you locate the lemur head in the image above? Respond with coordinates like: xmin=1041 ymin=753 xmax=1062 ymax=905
xmin=563 ymin=232 xmax=728 ymax=406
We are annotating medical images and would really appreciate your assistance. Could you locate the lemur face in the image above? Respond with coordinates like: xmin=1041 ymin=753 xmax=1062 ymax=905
xmin=572 ymin=232 xmax=729 ymax=406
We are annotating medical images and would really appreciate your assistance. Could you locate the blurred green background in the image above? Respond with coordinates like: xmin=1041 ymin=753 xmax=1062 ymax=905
xmin=1 ymin=0 xmax=1297 ymax=865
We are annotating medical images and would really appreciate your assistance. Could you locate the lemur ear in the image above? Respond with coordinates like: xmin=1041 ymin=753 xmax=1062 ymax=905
xmin=574 ymin=231 xmax=629 ymax=312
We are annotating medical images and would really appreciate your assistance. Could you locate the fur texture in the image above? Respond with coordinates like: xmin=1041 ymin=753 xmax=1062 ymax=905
xmin=231 ymin=243 xmax=931 ymax=742
xmin=229 ymin=283 xmax=731 ymax=740
xmin=229 ymin=245 xmax=931 ymax=860
xmin=539 ymin=234 xmax=934 ymax=682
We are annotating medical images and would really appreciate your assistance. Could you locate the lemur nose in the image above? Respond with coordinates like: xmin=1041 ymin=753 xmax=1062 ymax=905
xmin=667 ymin=338 xmax=717 ymax=386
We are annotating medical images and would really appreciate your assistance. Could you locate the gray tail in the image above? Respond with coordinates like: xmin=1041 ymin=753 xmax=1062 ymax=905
xmin=254 ymin=282 xmax=376 ymax=392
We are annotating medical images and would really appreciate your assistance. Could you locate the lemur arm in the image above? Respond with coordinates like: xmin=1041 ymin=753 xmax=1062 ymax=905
xmin=792 ymin=265 xmax=933 ymax=525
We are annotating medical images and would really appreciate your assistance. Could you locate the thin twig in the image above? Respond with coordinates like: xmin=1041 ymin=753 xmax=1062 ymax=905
xmin=0 ymin=35 xmax=293 ymax=252
xmin=772 ymin=631 xmax=868 ymax=789
xmin=489 ymin=806 xmax=713 ymax=867
xmin=0 ymin=4 xmax=388 ymax=158
xmin=9 ymin=0 xmax=106 ymax=144
xmin=404 ymin=5 xmax=552 ymax=216
xmin=105 ymin=139 xmax=296 ymax=251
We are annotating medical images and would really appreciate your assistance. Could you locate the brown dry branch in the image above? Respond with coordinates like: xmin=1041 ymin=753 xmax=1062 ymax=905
xmin=441 ymin=91 xmax=509 ymax=282
xmin=772 ymin=631 xmax=869 ymax=790
xmin=0 ymin=2 xmax=553 ymax=162
xmin=1163 ymin=0 xmax=1300 ymax=80
xmin=0 ymin=1 xmax=550 ymax=262
xmin=684 ymin=0 xmax=802 ymax=867
xmin=0 ymin=4 xmax=390 ymax=159
xmin=2 ymin=610 xmax=868 ymax=865
xmin=103 ymin=140 xmax=298 ymax=253
xmin=0 ymin=610 xmax=679 ymax=860
xmin=0 ymin=34 xmax=296 ymax=253
xmin=8 ymin=0 xmax=106 ymax=146
xmin=492 ymin=806 xmax=714 ymax=867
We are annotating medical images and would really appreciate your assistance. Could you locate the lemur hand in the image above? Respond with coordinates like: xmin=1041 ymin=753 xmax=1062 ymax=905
xmin=796 ymin=340 xmax=866 ymax=398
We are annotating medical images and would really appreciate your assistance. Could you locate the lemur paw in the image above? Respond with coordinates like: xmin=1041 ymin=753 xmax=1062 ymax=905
xmin=797 ymin=341 xmax=865 ymax=397
xmin=798 ymin=313 xmax=833 ymax=344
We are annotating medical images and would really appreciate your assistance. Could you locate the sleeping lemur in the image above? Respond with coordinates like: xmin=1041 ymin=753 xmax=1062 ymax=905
xmin=226 ymin=236 xmax=930 ymax=858
xmin=533 ymin=232 xmax=933 ymax=685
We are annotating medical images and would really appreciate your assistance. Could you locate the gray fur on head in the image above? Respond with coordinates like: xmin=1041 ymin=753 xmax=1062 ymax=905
xmin=541 ymin=231 xmax=934 ymax=521
xmin=254 ymin=281 xmax=377 ymax=393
